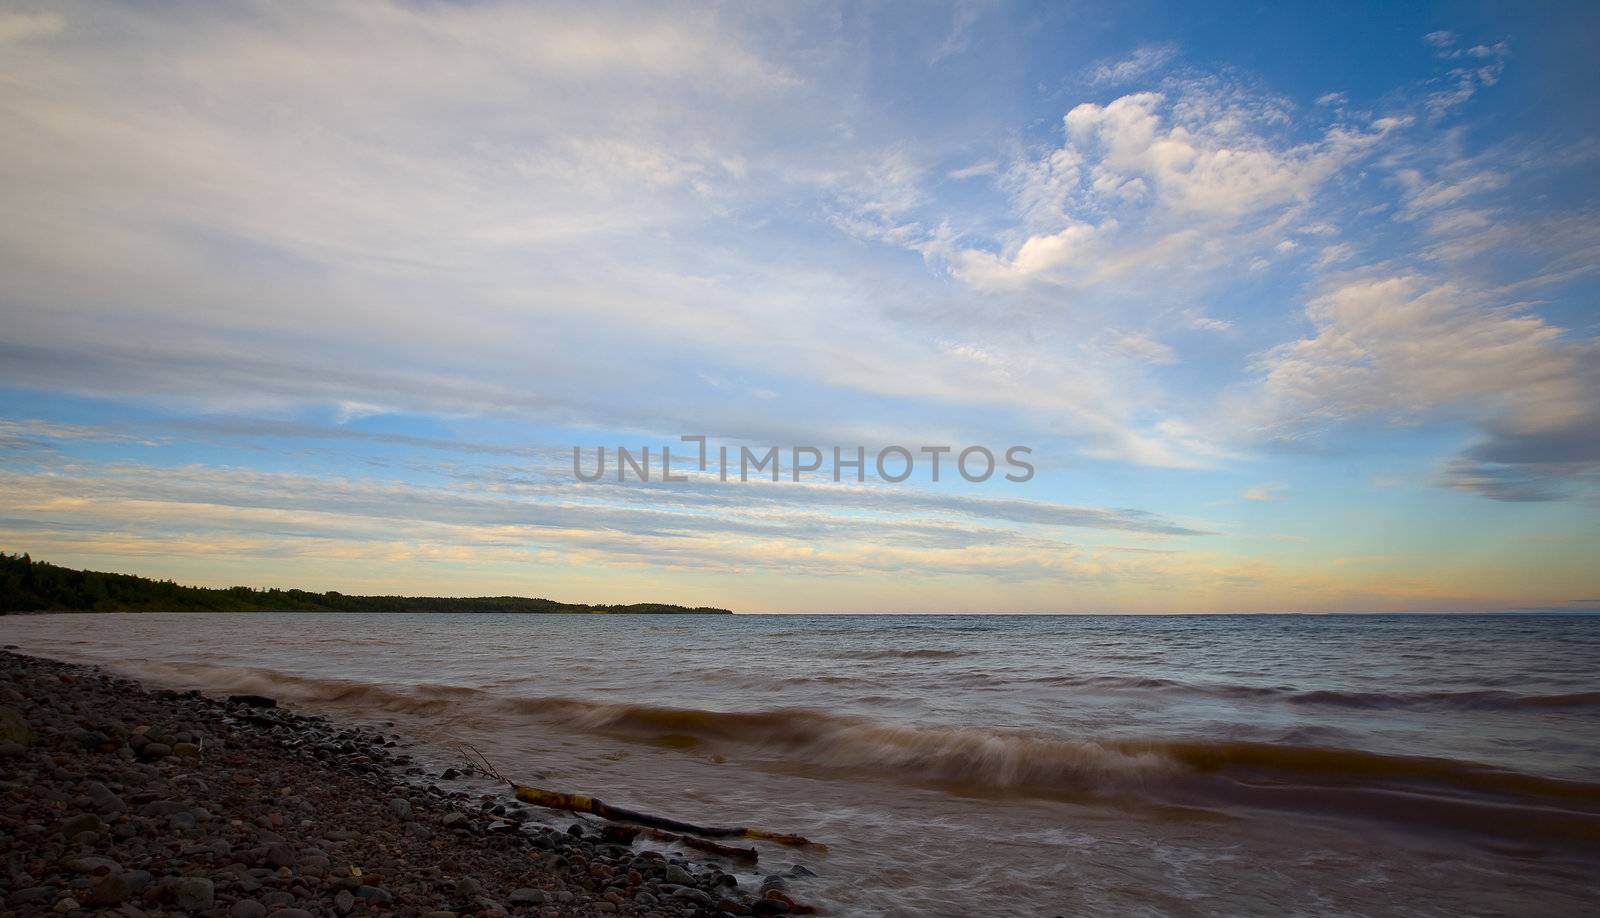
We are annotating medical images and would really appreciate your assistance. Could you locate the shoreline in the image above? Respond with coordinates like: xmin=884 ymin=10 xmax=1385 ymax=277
xmin=0 ymin=649 xmax=814 ymax=917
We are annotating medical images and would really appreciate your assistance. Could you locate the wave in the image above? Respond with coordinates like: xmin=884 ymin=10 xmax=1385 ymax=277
xmin=1285 ymin=688 xmax=1600 ymax=711
xmin=108 ymin=660 xmax=1600 ymax=849
xmin=1027 ymin=674 xmax=1600 ymax=711
xmin=837 ymin=648 xmax=968 ymax=660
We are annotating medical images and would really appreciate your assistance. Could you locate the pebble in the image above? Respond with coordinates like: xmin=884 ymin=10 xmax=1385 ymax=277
xmin=158 ymin=875 xmax=215 ymax=910
xmin=0 ymin=649 xmax=811 ymax=917
xmin=388 ymin=796 xmax=413 ymax=820
xmin=82 ymin=873 xmax=133 ymax=907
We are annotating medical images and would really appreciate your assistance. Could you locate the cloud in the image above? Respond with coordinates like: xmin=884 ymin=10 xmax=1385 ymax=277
xmin=1110 ymin=333 xmax=1178 ymax=365
xmin=947 ymin=159 xmax=999 ymax=180
xmin=0 ymin=10 xmax=63 ymax=43
xmin=1248 ymin=274 xmax=1600 ymax=500
xmin=1087 ymin=43 xmax=1178 ymax=86
xmin=1425 ymin=40 xmax=1509 ymax=116
xmin=1058 ymin=91 xmax=1389 ymax=217
xmin=0 ymin=447 xmax=1224 ymax=597
xmin=942 ymin=84 xmax=1402 ymax=291
xmin=1435 ymin=458 xmax=1577 ymax=502
xmin=1244 ymin=485 xmax=1286 ymax=501
xmin=929 ymin=0 xmax=988 ymax=64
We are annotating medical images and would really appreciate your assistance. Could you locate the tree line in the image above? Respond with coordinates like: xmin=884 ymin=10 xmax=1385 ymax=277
xmin=0 ymin=553 xmax=731 ymax=615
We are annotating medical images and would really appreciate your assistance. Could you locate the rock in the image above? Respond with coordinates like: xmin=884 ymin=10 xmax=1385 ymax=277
xmin=139 ymin=799 xmax=191 ymax=817
xmin=752 ymin=899 xmax=792 ymax=916
xmin=509 ymin=888 xmax=548 ymax=905
xmin=229 ymin=694 xmax=277 ymax=708
xmin=54 ymin=812 xmax=102 ymax=837
xmin=387 ymin=797 xmax=412 ymax=820
xmin=0 ymin=650 xmax=812 ymax=918
xmin=672 ymin=887 xmax=714 ymax=906
xmin=73 ymin=728 xmax=111 ymax=750
xmin=83 ymin=780 xmax=127 ymax=813
xmin=264 ymin=843 xmax=297 ymax=868
xmin=262 ymin=890 xmax=298 ymax=907
xmin=158 ymin=876 xmax=215 ymax=910
xmin=81 ymin=873 xmax=133 ymax=907
xmin=355 ymin=885 xmax=394 ymax=905
xmin=63 ymin=855 xmax=121 ymax=874
xmin=0 ymin=705 xmax=31 ymax=745
xmin=9 ymin=887 xmax=57 ymax=907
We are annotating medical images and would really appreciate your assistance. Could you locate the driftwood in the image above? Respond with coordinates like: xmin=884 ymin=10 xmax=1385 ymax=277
xmin=458 ymin=744 xmax=824 ymax=856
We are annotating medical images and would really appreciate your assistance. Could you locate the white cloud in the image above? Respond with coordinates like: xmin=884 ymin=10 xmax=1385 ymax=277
xmin=1425 ymin=41 xmax=1509 ymax=116
xmin=1247 ymin=274 xmax=1600 ymax=499
xmin=947 ymin=159 xmax=999 ymax=180
xmin=1087 ymin=43 xmax=1178 ymax=86
xmin=1059 ymin=92 xmax=1391 ymax=217
xmin=1111 ymin=333 xmax=1179 ymax=365
xmin=945 ymin=85 xmax=1402 ymax=291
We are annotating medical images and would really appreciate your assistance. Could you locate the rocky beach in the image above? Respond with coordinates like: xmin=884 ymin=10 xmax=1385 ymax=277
xmin=0 ymin=649 xmax=815 ymax=917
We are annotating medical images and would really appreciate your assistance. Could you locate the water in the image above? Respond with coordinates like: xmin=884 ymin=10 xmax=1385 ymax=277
xmin=5 ymin=612 xmax=1599 ymax=915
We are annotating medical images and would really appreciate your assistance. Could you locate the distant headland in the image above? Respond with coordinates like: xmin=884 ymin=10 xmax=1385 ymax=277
xmin=0 ymin=553 xmax=732 ymax=615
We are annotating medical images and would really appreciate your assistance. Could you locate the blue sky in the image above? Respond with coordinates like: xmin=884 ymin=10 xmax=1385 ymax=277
xmin=1 ymin=1 xmax=1596 ymax=611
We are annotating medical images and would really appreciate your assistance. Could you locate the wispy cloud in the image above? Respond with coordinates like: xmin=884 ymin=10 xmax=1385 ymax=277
xmin=0 ymin=2 xmax=1595 ymax=607
xmin=1087 ymin=43 xmax=1178 ymax=86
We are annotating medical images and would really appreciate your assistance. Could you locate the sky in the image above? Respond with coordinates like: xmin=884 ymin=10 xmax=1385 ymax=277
xmin=1 ymin=0 xmax=1597 ymax=612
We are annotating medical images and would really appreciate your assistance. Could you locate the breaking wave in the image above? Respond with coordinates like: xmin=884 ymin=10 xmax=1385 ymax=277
xmin=109 ymin=659 xmax=1600 ymax=849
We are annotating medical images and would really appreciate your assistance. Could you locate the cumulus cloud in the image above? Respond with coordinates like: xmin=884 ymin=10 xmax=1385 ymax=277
xmin=944 ymin=85 xmax=1402 ymax=290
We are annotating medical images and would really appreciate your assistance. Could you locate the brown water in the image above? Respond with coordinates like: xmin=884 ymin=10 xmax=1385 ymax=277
xmin=5 ymin=612 xmax=1599 ymax=915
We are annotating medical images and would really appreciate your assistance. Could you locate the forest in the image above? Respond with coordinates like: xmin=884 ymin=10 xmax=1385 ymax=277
xmin=0 ymin=553 xmax=731 ymax=615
